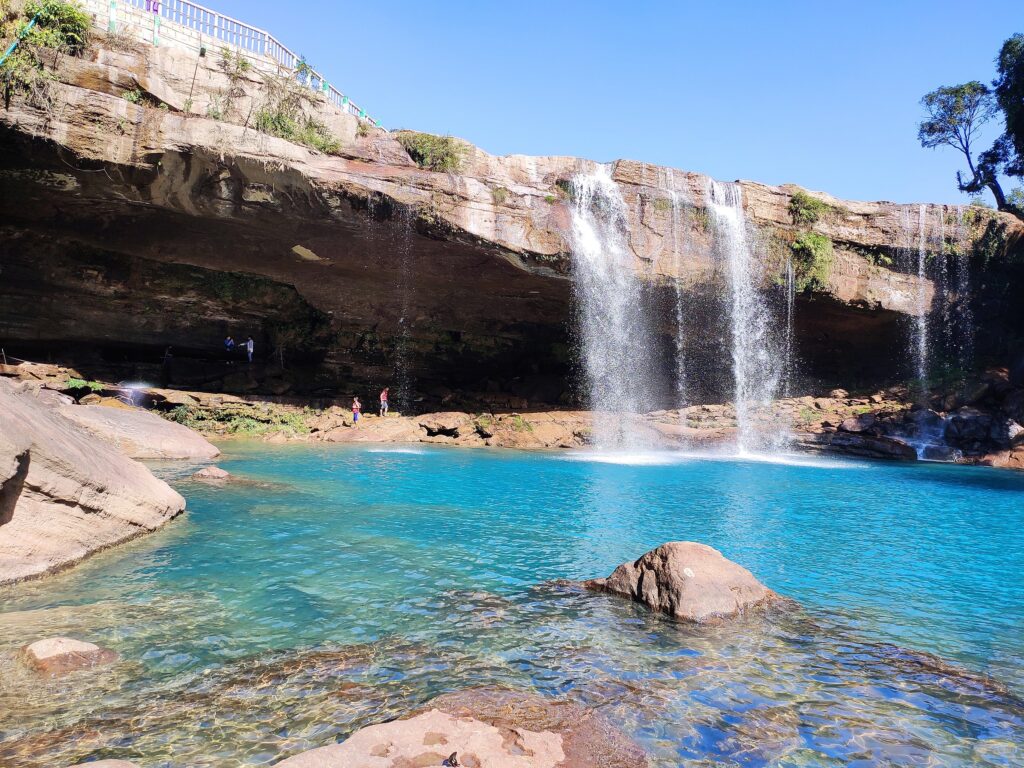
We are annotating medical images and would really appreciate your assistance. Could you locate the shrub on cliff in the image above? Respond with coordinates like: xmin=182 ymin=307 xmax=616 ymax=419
xmin=788 ymin=190 xmax=831 ymax=225
xmin=252 ymin=73 xmax=339 ymax=154
xmin=394 ymin=131 xmax=465 ymax=173
xmin=790 ymin=231 xmax=834 ymax=291
xmin=1 ymin=0 xmax=88 ymax=106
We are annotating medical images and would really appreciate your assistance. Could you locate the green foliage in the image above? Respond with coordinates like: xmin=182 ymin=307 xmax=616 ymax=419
xmin=24 ymin=0 xmax=90 ymax=54
xmin=790 ymin=231 xmax=834 ymax=291
xmin=65 ymin=377 xmax=103 ymax=391
xmin=254 ymin=106 xmax=339 ymax=153
xmin=167 ymin=404 xmax=311 ymax=436
xmin=972 ymin=218 xmax=1011 ymax=269
xmin=219 ymin=46 xmax=250 ymax=78
xmin=394 ymin=130 xmax=465 ymax=172
xmin=995 ymin=34 xmax=1024 ymax=178
xmin=510 ymin=414 xmax=532 ymax=432
xmin=788 ymin=190 xmax=831 ymax=225
xmin=691 ymin=207 xmax=711 ymax=233
xmin=491 ymin=186 xmax=508 ymax=205
xmin=0 ymin=45 xmax=53 ymax=105
xmin=652 ymin=196 xmax=672 ymax=213
xmin=1009 ymin=187 xmax=1024 ymax=209
xmin=253 ymin=74 xmax=339 ymax=153
xmin=544 ymin=194 xmax=557 ymax=204
xmin=122 ymin=86 xmax=142 ymax=104
xmin=355 ymin=120 xmax=370 ymax=138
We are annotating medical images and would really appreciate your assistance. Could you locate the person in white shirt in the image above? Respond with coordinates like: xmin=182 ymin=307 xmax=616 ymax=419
xmin=245 ymin=336 xmax=254 ymax=363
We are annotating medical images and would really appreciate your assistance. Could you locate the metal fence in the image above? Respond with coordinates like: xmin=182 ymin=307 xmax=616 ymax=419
xmin=120 ymin=0 xmax=376 ymax=124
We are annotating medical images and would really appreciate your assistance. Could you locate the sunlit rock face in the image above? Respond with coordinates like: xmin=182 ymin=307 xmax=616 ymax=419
xmin=1 ymin=34 xmax=1020 ymax=406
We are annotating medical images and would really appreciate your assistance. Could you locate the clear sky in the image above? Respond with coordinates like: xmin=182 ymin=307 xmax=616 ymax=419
xmin=207 ymin=0 xmax=1019 ymax=205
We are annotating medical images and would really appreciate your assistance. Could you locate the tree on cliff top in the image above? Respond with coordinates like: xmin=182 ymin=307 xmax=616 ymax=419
xmin=918 ymin=34 xmax=1024 ymax=221
xmin=918 ymin=82 xmax=1008 ymax=209
xmin=994 ymin=34 xmax=1024 ymax=178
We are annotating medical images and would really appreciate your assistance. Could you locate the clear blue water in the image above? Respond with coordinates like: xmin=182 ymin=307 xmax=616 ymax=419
xmin=1 ymin=444 xmax=1023 ymax=767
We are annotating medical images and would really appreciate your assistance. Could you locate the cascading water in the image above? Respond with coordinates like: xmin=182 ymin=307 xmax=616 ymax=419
xmin=914 ymin=204 xmax=930 ymax=393
xmin=664 ymin=168 xmax=688 ymax=418
xmin=568 ymin=165 xmax=659 ymax=450
xmin=393 ymin=207 xmax=416 ymax=412
xmin=952 ymin=206 xmax=975 ymax=369
xmin=706 ymin=180 xmax=786 ymax=453
xmin=783 ymin=255 xmax=796 ymax=398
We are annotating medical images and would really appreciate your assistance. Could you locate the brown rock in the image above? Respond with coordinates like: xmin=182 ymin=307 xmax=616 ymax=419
xmin=829 ymin=388 xmax=849 ymax=399
xmin=418 ymin=412 xmax=472 ymax=437
xmin=192 ymin=466 xmax=231 ymax=481
xmin=983 ymin=449 xmax=1024 ymax=471
xmin=584 ymin=541 xmax=781 ymax=624
xmin=21 ymin=637 xmax=117 ymax=676
xmin=838 ymin=413 xmax=876 ymax=433
xmin=69 ymin=762 xmax=141 ymax=768
xmin=274 ymin=708 xmax=565 ymax=768
xmin=276 ymin=688 xmax=646 ymax=768
xmin=58 ymin=404 xmax=220 ymax=460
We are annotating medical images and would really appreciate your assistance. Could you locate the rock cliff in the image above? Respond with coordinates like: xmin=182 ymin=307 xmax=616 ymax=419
xmin=0 ymin=378 xmax=185 ymax=584
xmin=1 ymin=22 xmax=1021 ymax=406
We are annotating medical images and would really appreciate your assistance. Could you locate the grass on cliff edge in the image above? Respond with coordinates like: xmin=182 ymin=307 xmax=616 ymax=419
xmin=393 ymin=131 xmax=466 ymax=173
xmin=790 ymin=231 xmax=834 ymax=291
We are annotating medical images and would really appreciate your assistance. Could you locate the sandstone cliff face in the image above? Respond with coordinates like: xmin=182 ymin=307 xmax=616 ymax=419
xmin=1 ymin=27 xmax=1020 ymax=405
xmin=0 ymin=379 xmax=185 ymax=584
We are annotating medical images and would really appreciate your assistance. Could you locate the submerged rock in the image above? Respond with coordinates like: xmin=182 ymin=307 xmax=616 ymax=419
xmin=584 ymin=541 xmax=782 ymax=624
xmin=21 ymin=637 xmax=117 ymax=676
xmin=0 ymin=379 xmax=185 ymax=584
xmin=276 ymin=688 xmax=646 ymax=768
xmin=192 ymin=466 xmax=232 ymax=482
xmin=69 ymin=762 xmax=141 ymax=768
xmin=58 ymin=404 xmax=220 ymax=460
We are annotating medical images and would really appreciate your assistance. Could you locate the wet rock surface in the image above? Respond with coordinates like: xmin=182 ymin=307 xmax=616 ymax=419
xmin=584 ymin=542 xmax=782 ymax=623
xmin=21 ymin=637 xmax=117 ymax=676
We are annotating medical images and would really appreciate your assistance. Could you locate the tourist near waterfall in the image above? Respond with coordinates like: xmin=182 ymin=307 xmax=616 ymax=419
xmin=0 ymin=1 xmax=1022 ymax=767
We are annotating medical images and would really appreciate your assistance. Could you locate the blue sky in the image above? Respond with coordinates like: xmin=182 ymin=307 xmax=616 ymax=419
xmin=208 ymin=0 xmax=1019 ymax=205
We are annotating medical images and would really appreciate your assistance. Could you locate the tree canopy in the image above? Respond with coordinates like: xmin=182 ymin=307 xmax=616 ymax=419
xmin=918 ymin=34 xmax=1024 ymax=220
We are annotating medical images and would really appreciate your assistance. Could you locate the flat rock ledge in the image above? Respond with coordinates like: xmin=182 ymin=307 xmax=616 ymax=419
xmin=276 ymin=688 xmax=646 ymax=768
xmin=69 ymin=761 xmax=141 ymax=768
xmin=584 ymin=541 xmax=783 ymax=624
xmin=21 ymin=637 xmax=117 ymax=676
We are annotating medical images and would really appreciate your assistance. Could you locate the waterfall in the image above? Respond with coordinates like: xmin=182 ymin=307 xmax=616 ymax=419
xmin=568 ymin=165 xmax=659 ymax=449
xmin=393 ymin=207 xmax=415 ymax=412
xmin=953 ymin=206 xmax=975 ymax=370
xmin=706 ymin=180 xmax=786 ymax=453
xmin=665 ymin=169 xmax=688 ymax=418
xmin=784 ymin=255 xmax=796 ymax=398
xmin=913 ymin=204 xmax=930 ymax=394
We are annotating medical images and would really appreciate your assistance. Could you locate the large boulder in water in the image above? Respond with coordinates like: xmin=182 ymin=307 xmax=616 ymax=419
xmin=276 ymin=688 xmax=646 ymax=768
xmin=58 ymin=404 xmax=220 ymax=460
xmin=0 ymin=379 xmax=185 ymax=584
xmin=21 ymin=636 xmax=117 ymax=676
xmin=584 ymin=541 xmax=782 ymax=624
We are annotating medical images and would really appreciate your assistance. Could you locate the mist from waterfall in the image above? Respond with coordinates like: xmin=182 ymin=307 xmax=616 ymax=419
xmin=706 ymin=179 xmax=786 ymax=453
xmin=567 ymin=165 xmax=659 ymax=449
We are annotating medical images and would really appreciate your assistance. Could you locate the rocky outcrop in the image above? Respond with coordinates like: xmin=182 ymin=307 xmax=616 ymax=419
xmin=2 ymin=26 xmax=1020 ymax=404
xmin=0 ymin=378 xmax=185 ymax=584
xmin=585 ymin=542 xmax=782 ymax=624
xmin=21 ymin=637 xmax=117 ymax=676
xmin=192 ymin=465 xmax=231 ymax=481
xmin=57 ymin=403 xmax=220 ymax=459
xmin=276 ymin=688 xmax=646 ymax=768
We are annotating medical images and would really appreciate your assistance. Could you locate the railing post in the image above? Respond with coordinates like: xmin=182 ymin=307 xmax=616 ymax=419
xmin=153 ymin=12 xmax=160 ymax=45
xmin=108 ymin=0 xmax=116 ymax=32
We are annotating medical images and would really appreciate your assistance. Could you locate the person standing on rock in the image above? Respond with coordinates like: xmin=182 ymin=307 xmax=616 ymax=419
xmin=379 ymin=387 xmax=389 ymax=417
xmin=224 ymin=335 xmax=236 ymax=364
xmin=246 ymin=336 xmax=254 ymax=364
xmin=352 ymin=396 xmax=362 ymax=426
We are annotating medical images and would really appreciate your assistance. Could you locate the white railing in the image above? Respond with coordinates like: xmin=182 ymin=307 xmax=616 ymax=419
xmin=113 ymin=0 xmax=378 ymax=125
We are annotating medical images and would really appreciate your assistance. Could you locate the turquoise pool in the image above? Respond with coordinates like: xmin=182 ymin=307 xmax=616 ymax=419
xmin=1 ymin=445 xmax=1022 ymax=766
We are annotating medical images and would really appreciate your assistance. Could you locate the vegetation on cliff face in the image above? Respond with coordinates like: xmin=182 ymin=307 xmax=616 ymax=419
xmin=1 ymin=0 xmax=89 ymax=106
xmin=253 ymin=74 xmax=339 ymax=153
xmin=918 ymin=34 xmax=1024 ymax=220
xmin=394 ymin=131 xmax=466 ymax=172
xmin=168 ymin=403 xmax=312 ymax=436
xmin=788 ymin=190 xmax=832 ymax=225
xmin=790 ymin=231 xmax=834 ymax=292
